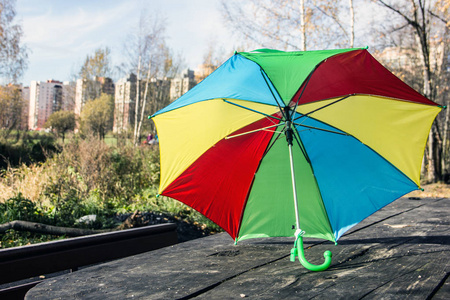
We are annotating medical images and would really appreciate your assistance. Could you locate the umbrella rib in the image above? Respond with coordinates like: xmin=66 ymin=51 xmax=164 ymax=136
xmin=291 ymin=127 xmax=311 ymax=164
xmin=222 ymin=99 xmax=283 ymax=122
xmin=225 ymin=123 xmax=285 ymax=140
xmin=261 ymin=126 xmax=286 ymax=158
xmin=290 ymin=67 xmax=317 ymax=117
xmin=293 ymin=95 xmax=352 ymax=122
xmin=259 ymin=69 xmax=287 ymax=119
xmin=289 ymin=59 xmax=332 ymax=121
xmin=292 ymin=122 xmax=349 ymax=136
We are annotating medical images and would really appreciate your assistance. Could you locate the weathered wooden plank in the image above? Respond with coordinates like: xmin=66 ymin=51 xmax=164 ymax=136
xmin=185 ymin=243 xmax=448 ymax=299
xmin=25 ymin=234 xmax=290 ymax=299
xmin=0 ymin=223 xmax=178 ymax=286
xmin=190 ymin=198 xmax=449 ymax=299
xmin=25 ymin=197 xmax=449 ymax=300
xmin=431 ymin=273 xmax=450 ymax=300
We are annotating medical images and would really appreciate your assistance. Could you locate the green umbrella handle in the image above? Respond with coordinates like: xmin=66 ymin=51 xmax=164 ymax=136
xmin=290 ymin=235 xmax=332 ymax=272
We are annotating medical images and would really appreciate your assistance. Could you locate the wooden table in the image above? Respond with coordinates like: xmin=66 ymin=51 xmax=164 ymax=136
xmin=26 ymin=196 xmax=449 ymax=299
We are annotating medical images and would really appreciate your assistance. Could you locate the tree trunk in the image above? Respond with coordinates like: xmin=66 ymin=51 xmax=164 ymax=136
xmin=441 ymin=106 xmax=449 ymax=179
xmin=439 ymin=27 xmax=449 ymax=180
xmin=133 ymin=56 xmax=141 ymax=146
xmin=299 ymin=0 xmax=306 ymax=51
xmin=349 ymin=0 xmax=354 ymax=47
xmin=0 ymin=220 xmax=109 ymax=237
xmin=0 ymin=212 xmax=148 ymax=237
xmin=417 ymin=29 xmax=438 ymax=182
xmin=137 ymin=60 xmax=152 ymax=144
xmin=427 ymin=127 xmax=438 ymax=182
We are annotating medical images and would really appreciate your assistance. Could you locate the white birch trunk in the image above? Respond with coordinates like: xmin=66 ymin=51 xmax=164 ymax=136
xmin=299 ymin=0 xmax=306 ymax=51
xmin=137 ymin=60 xmax=151 ymax=144
xmin=349 ymin=0 xmax=354 ymax=47
xmin=133 ymin=56 xmax=141 ymax=146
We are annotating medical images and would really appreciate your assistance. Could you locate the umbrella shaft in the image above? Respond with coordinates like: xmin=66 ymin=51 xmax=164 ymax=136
xmin=285 ymin=117 xmax=294 ymax=146
xmin=289 ymin=143 xmax=301 ymax=231
xmin=286 ymin=119 xmax=301 ymax=231
xmin=286 ymin=128 xmax=294 ymax=145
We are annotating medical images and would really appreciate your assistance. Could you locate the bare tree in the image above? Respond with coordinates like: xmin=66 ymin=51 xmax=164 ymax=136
xmin=120 ymin=10 xmax=180 ymax=145
xmin=221 ymin=0 xmax=356 ymax=50
xmin=0 ymin=0 xmax=28 ymax=84
xmin=119 ymin=10 xmax=173 ymax=82
xmin=137 ymin=59 xmax=151 ymax=146
xmin=373 ymin=0 xmax=449 ymax=182
xmin=133 ymin=56 xmax=141 ymax=146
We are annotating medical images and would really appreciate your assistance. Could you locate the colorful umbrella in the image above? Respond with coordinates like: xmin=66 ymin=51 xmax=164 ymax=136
xmin=150 ymin=48 xmax=444 ymax=271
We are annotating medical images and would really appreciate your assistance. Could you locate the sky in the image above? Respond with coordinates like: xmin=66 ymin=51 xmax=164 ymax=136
xmin=16 ymin=0 xmax=236 ymax=86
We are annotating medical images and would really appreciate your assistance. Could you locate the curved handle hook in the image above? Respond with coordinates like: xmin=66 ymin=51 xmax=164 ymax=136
xmin=291 ymin=235 xmax=332 ymax=272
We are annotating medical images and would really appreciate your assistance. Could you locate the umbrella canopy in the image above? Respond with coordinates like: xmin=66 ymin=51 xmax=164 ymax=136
xmin=151 ymin=48 xmax=443 ymax=271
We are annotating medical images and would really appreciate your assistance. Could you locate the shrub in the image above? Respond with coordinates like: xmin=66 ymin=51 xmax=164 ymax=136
xmin=0 ymin=136 xmax=221 ymax=248
xmin=0 ymin=193 xmax=47 ymax=224
xmin=0 ymin=130 xmax=58 ymax=170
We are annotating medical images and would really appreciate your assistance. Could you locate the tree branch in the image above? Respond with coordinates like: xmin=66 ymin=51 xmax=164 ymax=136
xmin=375 ymin=0 xmax=419 ymax=28
xmin=0 ymin=211 xmax=151 ymax=237
xmin=0 ymin=220 xmax=110 ymax=237
xmin=313 ymin=4 xmax=348 ymax=39
xmin=428 ymin=10 xmax=449 ymax=25
xmin=391 ymin=22 xmax=410 ymax=32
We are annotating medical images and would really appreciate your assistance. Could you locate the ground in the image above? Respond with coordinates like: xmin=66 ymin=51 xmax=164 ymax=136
xmin=407 ymin=183 xmax=450 ymax=198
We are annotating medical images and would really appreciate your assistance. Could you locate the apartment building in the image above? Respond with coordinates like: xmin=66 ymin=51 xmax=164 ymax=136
xmin=28 ymin=80 xmax=63 ymax=130
xmin=169 ymin=69 xmax=196 ymax=101
xmin=20 ymin=86 xmax=30 ymax=130
xmin=74 ymin=76 xmax=114 ymax=117
xmin=113 ymin=74 xmax=136 ymax=133
xmin=62 ymin=81 xmax=76 ymax=112
xmin=25 ymin=70 xmax=197 ymax=133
